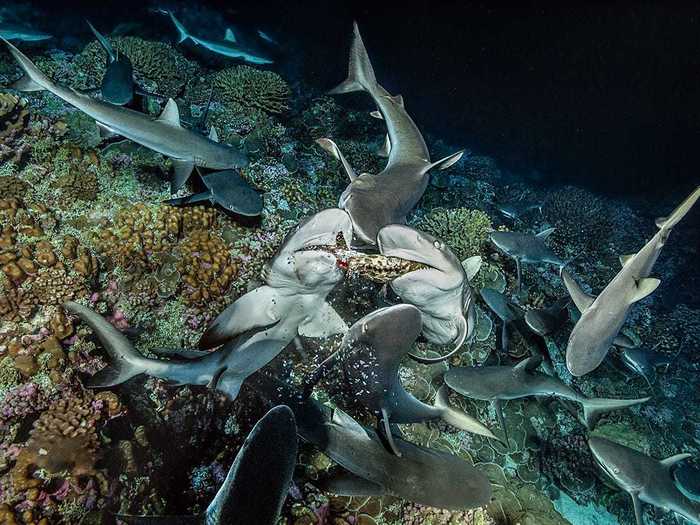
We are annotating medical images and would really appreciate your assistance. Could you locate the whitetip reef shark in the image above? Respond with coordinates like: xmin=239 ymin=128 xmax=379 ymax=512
xmin=564 ymin=186 xmax=700 ymax=377
xmin=118 ymin=405 xmax=298 ymax=525
xmin=376 ymin=224 xmax=475 ymax=363
xmin=250 ymin=373 xmax=493 ymax=510
xmin=444 ymin=355 xmax=650 ymax=446
xmin=3 ymin=39 xmax=248 ymax=192
xmin=86 ymin=20 xmax=136 ymax=106
xmin=0 ymin=20 xmax=51 ymax=41
xmin=305 ymin=304 xmax=498 ymax=456
xmin=66 ymin=208 xmax=352 ymax=400
xmin=318 ymin=23 xmax=465 ymax=247
xmin=164 ymin=11 xmax=274 ymax=65
xmin=588 ymin=436 xmax=700 ymax=525
xmin=495 ymin=197 xmax=543 ymax=222
xmin=489 ymin=227 xmax=566 ymax=291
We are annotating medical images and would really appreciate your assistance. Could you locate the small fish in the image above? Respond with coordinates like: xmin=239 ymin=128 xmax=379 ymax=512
xmin=588 ymin=436 xmax=700 ymax=525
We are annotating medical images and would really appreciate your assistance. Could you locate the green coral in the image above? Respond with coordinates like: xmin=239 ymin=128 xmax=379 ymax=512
xmin=415 ymin=207 xmax=492 ymax=261
xmin=210 ymin=65 xmax=289 ymax=114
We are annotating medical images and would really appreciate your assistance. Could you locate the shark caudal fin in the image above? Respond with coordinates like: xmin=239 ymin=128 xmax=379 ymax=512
xmin=655 ymin=186 xmax=700 ymax=231
xmin=581 ymin=396 xmax=651 ymax=429
xmin=3 ymin=39 xmax=52 ymax=92
xmin=86 ymin=20 xmax=116 ymax=62
xmin=434 ymin=385 xmax=500 ymax=441
xmin=328 ymin=22 xmax=377 ymax=95
xmin=168 ymin=11 xmax=190 ymax=43
xmin=64 ymin=301 xmax=150 ymax=387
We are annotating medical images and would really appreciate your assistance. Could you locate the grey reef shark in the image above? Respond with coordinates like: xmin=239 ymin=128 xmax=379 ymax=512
xmin=523 ymin=297 xmax=570 ymax=337
xmin=489 ymin=227 xmax=566 ymax=291
xmin=614 ymin=344 xmax=675 ymax=387
xmin=495 ymin=195 xmax=543 ymax=222
xmin=305 ymin=304 xmax=498 ymax=457
xmin=444 ymin=355 xmax=650 ymax=447
xmin=0 ymin=19 xmax=51 ymax=41
xmin=164 ymin=10 xmax=275 ymax=65
xmin=66 ymin=208 xmax=352 ymax=400
xmin=376 ymin=224 xmax=476 ymax=363
xmin=250 ymin=373 xmax=493 ymax=511
xmin=588 ymin=436 xmax=700 ymax=525
xmin=563 ymin=186 xmax=700 ymax=377
xmin=119 ymin=405 xmax=298 ymax=525
xmin=317 ymin=23 xmax=465 ymax=247
xmin=85 ymin=20 xmax=162 ymax=106
xmin=480 ymin=287 xmax=524 ymax=355
xmin=3 ymin=39 xmax=248 ymax=192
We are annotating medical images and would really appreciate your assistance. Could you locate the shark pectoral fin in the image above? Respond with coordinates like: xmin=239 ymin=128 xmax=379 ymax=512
xmin=164 ymin=191 xmax=212 ymax=207
xmin=170 ymin=159 xmax=195 ymax=193
xmin=377 ymin=134 xmax=391 ymax=158
xmin=493 ymin=399 xmax=510 ymax=449
xmin=315 ymin=138 xmax=357 ymax=182
xmin=434 ymin=385 xmax=499 ymax=440
xmin=331 ymin=408 xmax=371 ymax=439
xmin=370 ymin=110 xmax=383 ymax=119
xmin=224 ymin=28 xmax=237 ymax=42
xmin=561 ymin=269 xmax=596 ymax=313
xmin=500 ymin=321 xmax=510 ymax=356
xmin=515 ymin=258 xmax=522 ymax=292
xmin=630 ymin=491 xmax=644 ymax=525
xmin=157 ymin=98 xmax=182 ymax=126
xmin=319 ymin=470 xmax=385 ymax=497
xmin=379 ymin=408 xmax=402 ymax=457
xmin=536 ymin=227 xmax=556 ymax=240
xmin=208 ymin=126 xmax=219 ymax=142
xmin=298 ymin=302 xmax=348 ymax=338
xmin=96 ymin=121 xmax=119 ymax=139
xmin=426 ymin=149 xmax=464 ymax=172
xmin=86 ymin=20 xmax=116 ymax=62
xmin=629 ymin=277 xmax=661 ymax=303
xmin=660 ymin=453 xmax=692 ymax=471
xmin=619 ymin=254 xmax=635 ymax=267
xmin=462 ymin=255 xmax=482 ymax=281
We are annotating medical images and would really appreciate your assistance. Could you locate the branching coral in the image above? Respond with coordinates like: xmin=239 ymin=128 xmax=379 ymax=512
xmin=210 ymin=66 xmax=289 ymax=114
xmin=415 ymin=207 xmax=492 ymax=261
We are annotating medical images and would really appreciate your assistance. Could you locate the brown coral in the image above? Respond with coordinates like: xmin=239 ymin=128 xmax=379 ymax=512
xmin=211 ymin=66 xmax=290 ymax=114
xmin=0 ymin=92 xmax=29 ymax=141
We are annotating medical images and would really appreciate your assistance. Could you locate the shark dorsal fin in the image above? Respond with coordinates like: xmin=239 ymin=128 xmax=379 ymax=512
xmin=619 ymin=254 xmax=635 ymax=267
xmin=462 ymin=255 xmax=482 ymax=281
xmin=370 ymin=110 xmax=383 ymax=120
xmin=208 ymin=126 xmax=219 ymax=142
xmin=331 ymin=408 xmax=369 ymax=438
xmin=536 ymin=227 xmax=556 ymax=240
xmin=157 ymin=99 xmax=181 ymax=126
xmin=514 ymin=355 xmax=542 ymax=374
xmin=629 ymin=277 xmax=661 ymax=303
xmin=561 ymin=269 xmax=595 ymax=313
xmin=224 ymin=28 xmax=237 ymax=42
xmin=660 ymin=453 xmax=692 ymax=471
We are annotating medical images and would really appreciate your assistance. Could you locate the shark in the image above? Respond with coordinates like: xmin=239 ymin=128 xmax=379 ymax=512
xmin=480 ymin=287 xmax=524 ymax=355
xmin=118 ymin=405 xmax=297 ymax=525
xmin=318 ymin=23 xmax=465 ymax=247
xmin=495 ymin=197 xmax=543 ymax=221
xmin=308 ymin=304 xmax=497 ymax=456
xmin=86 ymin=20 xmax=135 ymax=106
xmin=3 ymin=39 xmax=248 ymax=192
xmin=674 ymin=461 xmax=700 ymax=503
xmin=67 ymin=208 xmax=352 ymax=400
xmin=523 ymin=297 xmax=570 ymax=337
xmin=444 ymin=355 xmax=650 ymax=446
xmin=376 ymin=224 xmax=475 ymax=363
xmin=564 ymin=186 xmax=700 ymax=377
xmin=614 ymin=344 xmax=674 ymax=387
xmin=0 ymin=20 xmax=51 ymax=41
xmin=489 ymin=227 xmax=566 ymax=291
xmin=249 ymin=372 xmax=493 ymax=510
xmin=165 ymin=11 xmax=274 ymax=65
xmin=588 ymin=435 xmax=700 ymax=525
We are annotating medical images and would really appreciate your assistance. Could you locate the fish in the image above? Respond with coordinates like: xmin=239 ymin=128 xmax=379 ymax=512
xmin=489 ymin=227 xmax=566 ymax=291
xmin=164 ymin=169 xmax=263 ymax=217
xmin=165 ymin=11 xmax=274 ymax=65
xmin=614 ymin=345 xmax=674 ymax=387
xmin=377 ymin=224 xmax=475 ymax=363
xmin=249 ymin=373 xmax=493 ymax=510
xmin=480 ymin=287 xmax=524 ymax=355
xmin=117 ymin=405 xmax=297 ymax=525
xmin=0 ymin=21 xmax=51 ymax=41
xmin=3 ymin=39 xmax=248 ymax=192
xmin=310 ymin=304 xmax=498 ymax=456
xmin=67 ymin=208 xmax=352 ymax=401
xmin=444 ymin=355 xmax=650 ymax=446
xmin=86 ymin=20 xmax=135 ymax=106
xmin=495 ymin=199 xmax=543 ymax=221
xmin=588 ymin=436 xmax=700 ymax=525
xmin=318 ymin=23 xmax=464 ymax=247
xmin=524 ymin=297 xmax=570 ymax=337
xmin=564 ymin=186 xmax=700 ymax=377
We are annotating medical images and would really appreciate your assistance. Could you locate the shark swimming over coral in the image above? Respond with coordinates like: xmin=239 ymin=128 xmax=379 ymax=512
xmin=3 ymin=39 xmax=248 ymax=192
xmin=318 ymin=23 xmax=464 ymax=247
xmin=0 ymin=19 xmax=51 ymax=41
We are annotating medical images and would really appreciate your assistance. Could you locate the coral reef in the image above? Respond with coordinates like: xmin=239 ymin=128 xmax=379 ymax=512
xmin=210 ymin=66 xmax=290 ymax=114
xmin=415 ymin=207 xmax=493 ymax=261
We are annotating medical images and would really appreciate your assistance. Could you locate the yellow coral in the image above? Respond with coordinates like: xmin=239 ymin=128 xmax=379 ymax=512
xmin=211 ymin=66 xmax=289 ymax=114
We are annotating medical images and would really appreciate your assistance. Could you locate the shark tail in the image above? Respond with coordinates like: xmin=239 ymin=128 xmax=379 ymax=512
xmin=434 ymin=385 xmax=500 ymax=441
xmin=168 ymin=11 xmax=190 ymax=43
xmin=328 ymin=21 xmax=377 ymax=95
xmin=4 ymin=39 xmax=52 ymax=92
xmin=64 ymin=301 xmax=151 ymax=387
xmin=581 ymin=395 xmax=651 ymax=429
xmin=655 ymin=186 xmax=700 ymax=231
xmin=86 ymin=20 xmax=116 ymax=62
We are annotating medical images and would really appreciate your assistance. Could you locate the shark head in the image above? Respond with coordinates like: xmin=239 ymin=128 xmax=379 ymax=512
xmin=588 ymin=436 xmax=645 ymax=492
xmin=490 ymin=230 xmax=565 ymax=266
xmin=264 ymin=209 xmax=353 ymax=292
xmin=343 ymin=304 xmax=423 ymax=355
xmin=377 ymin=225 xmax=473 ymax=347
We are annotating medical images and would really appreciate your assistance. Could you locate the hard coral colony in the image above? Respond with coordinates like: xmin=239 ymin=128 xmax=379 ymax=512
xmin=0 ymin=7 xmax=697 ymax=525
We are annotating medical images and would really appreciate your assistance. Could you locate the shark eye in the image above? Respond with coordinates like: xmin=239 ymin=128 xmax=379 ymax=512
xmin=433 ymin=240 xmax=445 ymax=250
xmin=361 ymin=323 xmax=368 ymax=334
